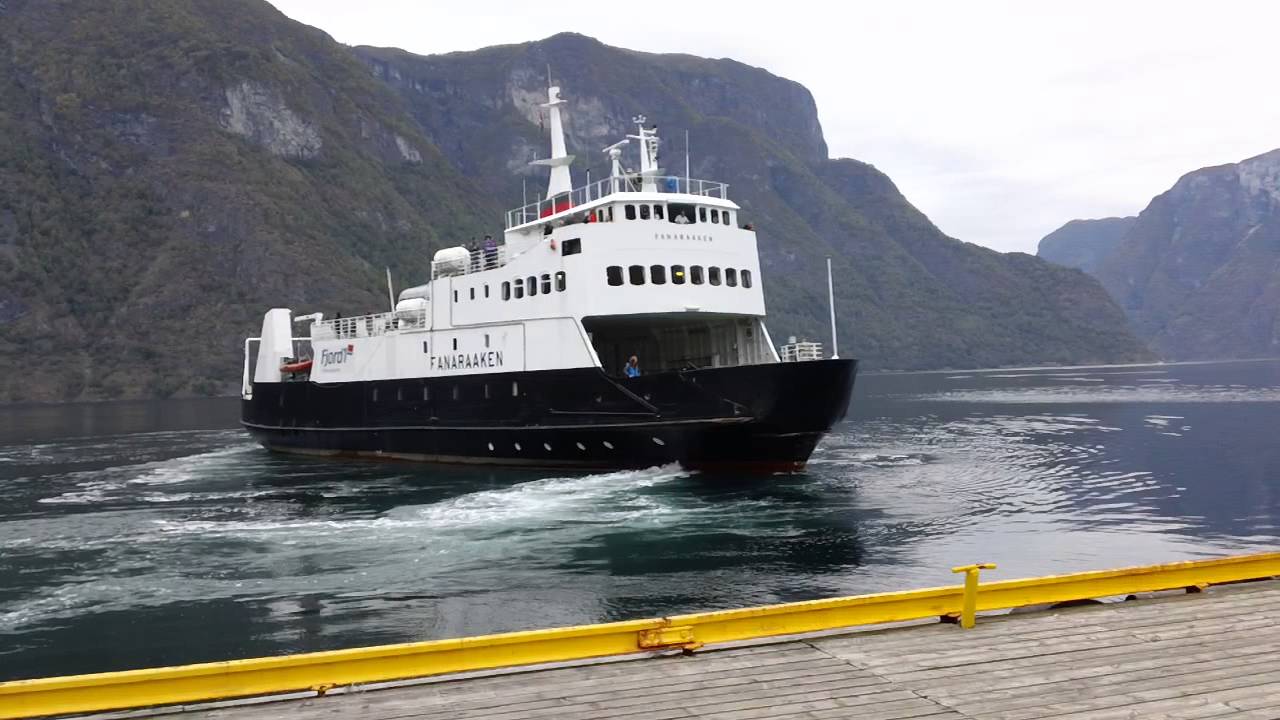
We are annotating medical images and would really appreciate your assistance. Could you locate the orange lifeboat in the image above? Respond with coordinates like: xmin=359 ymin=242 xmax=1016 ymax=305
xmin=280 ymin=358 xmax=313 ymax=374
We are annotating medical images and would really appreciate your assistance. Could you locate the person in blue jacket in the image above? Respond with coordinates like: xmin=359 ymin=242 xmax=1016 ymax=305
xmin=625 ymin=355 xmax=641 ymax=378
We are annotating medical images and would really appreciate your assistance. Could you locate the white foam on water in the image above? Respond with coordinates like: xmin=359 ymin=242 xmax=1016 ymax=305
xmin=37 ymin=443 xmax=258 ymax=505
xmin=150 ymin=464 xmax=692 ymax=542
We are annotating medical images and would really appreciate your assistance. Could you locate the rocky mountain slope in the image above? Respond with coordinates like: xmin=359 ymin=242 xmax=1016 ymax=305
xmin=353 ymin=35 xmax=1149 ymax=372
xmin=1037 ymin=217 xmax=1136 ymax=274
xmin=0 ymin=0 xmax=494 ymax=401
xmin=0 ymin=2 xmax=1149 ymax=402
xmin=1090 ymin=150 xmax=1280 ymax=359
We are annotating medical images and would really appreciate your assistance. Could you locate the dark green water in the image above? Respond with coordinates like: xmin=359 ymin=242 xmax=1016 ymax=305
xmin=1 ymin=360 xmax=1277 ymax=681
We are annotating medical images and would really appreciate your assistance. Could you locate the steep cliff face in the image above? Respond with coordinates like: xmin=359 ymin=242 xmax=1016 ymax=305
xmin=0 ymin=0 xmax=494 ymax=401
xmin=354 ymin=35 xmax=1151 ymax=370
xmin=1038 ymin=217 xmax=1136 ymax=274
xmin=1093 ymin=150 xmax=1280 ymax=359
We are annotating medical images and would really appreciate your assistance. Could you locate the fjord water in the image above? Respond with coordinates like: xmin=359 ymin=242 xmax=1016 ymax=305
xmin=2 ymin=361 xmax=1278 ymax=681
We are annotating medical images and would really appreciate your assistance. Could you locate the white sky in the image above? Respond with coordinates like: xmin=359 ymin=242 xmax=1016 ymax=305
xmin=267 ymin=0 xmax=1280 ymax=253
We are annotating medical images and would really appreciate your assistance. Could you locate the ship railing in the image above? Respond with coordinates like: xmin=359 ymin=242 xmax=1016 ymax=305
xmin=431 ymin=245 xmax=511 ymax=281
xmin=505 ymin=175 xmax=730 ymax=228
xmin=310 ymin=307 xmax=429 ymax=340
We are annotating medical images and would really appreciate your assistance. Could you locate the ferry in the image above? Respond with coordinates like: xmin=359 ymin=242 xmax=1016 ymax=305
xmin=240 ymin=85 xmax=857 ymax=472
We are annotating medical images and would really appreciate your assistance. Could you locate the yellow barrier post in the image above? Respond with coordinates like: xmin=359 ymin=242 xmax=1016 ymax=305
xmin=951 ymin=563 xmax=997 ymax=628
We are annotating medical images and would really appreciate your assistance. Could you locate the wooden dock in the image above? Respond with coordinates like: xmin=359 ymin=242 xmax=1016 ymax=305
xmin=182 ymin=579 xmax=1280 ymax=720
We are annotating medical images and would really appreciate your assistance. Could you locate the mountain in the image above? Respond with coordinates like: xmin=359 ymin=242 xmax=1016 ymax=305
xmin=1038 ymin=217 xmax=1136 ymax=274
xmin=352 ymin=35 xmax=1150 ymax=372
xmin=1089 ymin=150 xmax=1280 ymax=360
xmin=0 ymin=3 xmax=1149 ymax=402
xmin=0 ymin=0 xmax=496 ymax=401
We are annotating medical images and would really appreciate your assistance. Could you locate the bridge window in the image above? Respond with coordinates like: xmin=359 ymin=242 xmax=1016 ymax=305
xmin=742 ymin=269 xmax=753 ymax=288
xmin=527 ymin=275 xmax=538 ymax=296
xmin=484 ymin=284 xmax=490 ymax=298
xmin=555 ymin=271 xmax=566 ymax=291
xmin=502 ymin=281 xmax=511 ymax=300
xmin=514 ymin=278 xmax=525 ymax=299
xmin=724 ymin=210 xmax=734 ymax=226
xmin=668 ymin=203 xmax=696 ymax=224
xmin=540 ymin=273 xmax=551 ymax=294
xmin=726 ymin=268 xmax=738 ymax=287
xmin=711 ymin=209 xmax=721 ymax=224
xmin=671 ymin=265 xmax=686 ymax=284
xmin=690 ymin=265 xmax=705 ymax=285
xmin=699 ymin=207 xmax=707 ymax=223
xmin=639 ymin=204 xmax=651 ymax=220
xmin=607 ymin=266 xmax=623 ymax=286
xmin=709 ymin=266 xmax=722 ymax=286
xmin=654 ymin=204 xmax=665 ymax=220
xmin=470 ymin=287 xmax=476 ymax=300
xmin=650 ymin=265 xmax=667 ymax=285
xmin=629 ymin=265 xmax=646 ymax=285
xmin=625 ymin=204 xmax=636 ymax=220
xmin=562 ymin=238 xmax=581 ymax=256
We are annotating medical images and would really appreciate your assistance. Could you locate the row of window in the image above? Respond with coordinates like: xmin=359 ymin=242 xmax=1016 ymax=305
xmin=452 ymin=270 xmax=570 ymax=303
xmin=502 ymin=271 xmax=567 ymax=301
xmin=606 ymin=265 xmax=753 ymax=288
xmin=586 ymin=203 xmax=735 ymax=226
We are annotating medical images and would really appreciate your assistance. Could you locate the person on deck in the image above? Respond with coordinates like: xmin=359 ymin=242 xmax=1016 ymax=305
xmin=625 ymin=356 xmax=641 ymax=378
xmin=483 ymin=235 xmax=497 ymax=269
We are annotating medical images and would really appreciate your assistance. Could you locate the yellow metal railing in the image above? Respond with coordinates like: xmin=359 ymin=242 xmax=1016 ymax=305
xmin=2 ymin=551 xmax=1276 ymax=719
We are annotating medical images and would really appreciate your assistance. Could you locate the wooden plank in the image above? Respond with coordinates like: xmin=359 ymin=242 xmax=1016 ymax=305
xmin=938 ymin=658 xmax=1280 ymax=715
xmin=717 ymin=697 xmax=960 ymax=720
xmin=914 ymin=640 xmax=1280 ymax=700
xmin=979 ymin=673 xmax=1280 ymax=720
xmin=856 ymin=624 xmax=1280 ymax=682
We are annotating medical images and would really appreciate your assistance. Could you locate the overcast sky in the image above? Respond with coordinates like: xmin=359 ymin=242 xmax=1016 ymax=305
xmin=268 ymin=1 xmax=1280 ymax=253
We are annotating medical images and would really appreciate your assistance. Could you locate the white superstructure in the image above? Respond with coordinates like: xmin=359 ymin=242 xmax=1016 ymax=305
xmin=247 ymin=85 xmax=779 ymax=395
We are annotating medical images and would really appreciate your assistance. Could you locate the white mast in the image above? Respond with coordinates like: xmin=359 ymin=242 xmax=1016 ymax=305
xmin=529 ymin=86 xmax=575 ymax=200
xmin=827 ymin=257 xmax=839 ymax=359
xmin=603 ymin=139 xmax=628 ymax=194
xmin=627 ymin=115 xmax=660 ymax=193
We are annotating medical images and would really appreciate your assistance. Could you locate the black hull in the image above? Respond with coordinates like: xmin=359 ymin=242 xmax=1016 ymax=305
xmin=241 ymin=360 xmax=857 ymax=472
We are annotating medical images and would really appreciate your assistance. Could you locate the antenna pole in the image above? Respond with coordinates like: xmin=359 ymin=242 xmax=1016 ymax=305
xmin=386 ymin=267 xmax=396 ymax=313
xmin=685 ymin=129 xmax=690 ymax=190
xmin=827 ymin=257 xmax=839 ymax=359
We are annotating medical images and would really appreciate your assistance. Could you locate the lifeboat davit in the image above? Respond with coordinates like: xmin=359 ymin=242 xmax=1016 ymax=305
xmin=280 ymin=359 xmax=313 ymax=374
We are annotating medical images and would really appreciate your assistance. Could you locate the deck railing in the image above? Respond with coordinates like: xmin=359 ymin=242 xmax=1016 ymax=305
xmin=430 ymin=245 xmax=511 ymax=281
xmin=506 ymin=175 xmax=730 ymax=228
xmin=310 ymin=307 xmax=429 ymax=340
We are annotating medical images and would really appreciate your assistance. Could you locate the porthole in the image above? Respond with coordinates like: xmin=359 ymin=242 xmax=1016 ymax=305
xmin=543 ymin=443 xmax=552 ymax=451
xmin=514 ymin=442 xmax=522 ymax=452
xmin=512 ymin=381 xmax=519 ymax=397
xmin=488 ymin=442 xmax=495 ymax=452
xmin=606 ymin=266 xmax=624 ymax=286
xmin=629 ymin=265 xmax=645 ymax=285
xmin=671 ymin=265 xmax=686 ymax=285
xmin=709 ymin=266 xmax=722 ymax=286
xmin=602 ymin=441 xmax=615 ymax=450
xmin=502 ymin=281 xmax=511 ymax=300
xmin=555 ymin=271 xmax=566 ymax=291
xmin=691 ymin=265 xmax=705 ymax=285
xmin=470 ymin=287 xmax=476 ymax=300
xmin=742 ymin=270 xmax=753 ymax=288
xmin=423 ymin=386 xmax=430 ymax=401
xmin=576 ymin=442 xmax=586 ymax=451
xmin=652 ymin=437 xmax=666 ymax=446
xmin=540 ymin=273 xmax=551 ymax=294
xmin=726 ymin=268 xmax=738 ymax=287
xmin=650 ymin=265 xmax=667 ymax=285
xmin=527 ymin=275 xmax=538 ymax=297
xmin=452 ymin=385 xmax=459 ymax=400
